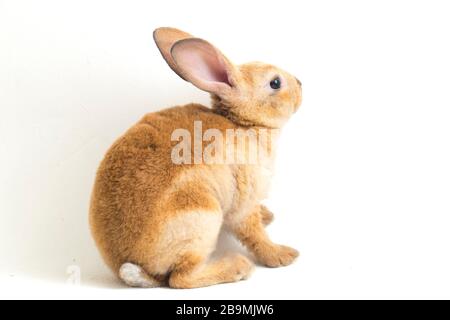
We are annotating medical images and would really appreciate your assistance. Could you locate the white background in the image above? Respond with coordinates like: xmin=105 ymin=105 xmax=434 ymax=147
xmin=1 ymin=0 xmax=450 ymax=299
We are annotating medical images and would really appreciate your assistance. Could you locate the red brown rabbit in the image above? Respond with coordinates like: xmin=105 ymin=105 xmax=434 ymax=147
xmin=90 ymin=27 xmax=302 ymax=288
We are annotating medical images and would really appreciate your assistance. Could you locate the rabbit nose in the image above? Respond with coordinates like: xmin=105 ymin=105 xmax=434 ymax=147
xmin=295 ymin=78 xmax=302 ymax=87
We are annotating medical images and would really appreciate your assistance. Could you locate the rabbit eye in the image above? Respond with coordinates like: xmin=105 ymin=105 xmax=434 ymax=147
xmin=270 ymin=77 xmax=282 ymax=90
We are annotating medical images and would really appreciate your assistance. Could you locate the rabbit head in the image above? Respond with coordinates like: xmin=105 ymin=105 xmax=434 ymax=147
xmin=153 ymin=27 xmax=302 ymax=128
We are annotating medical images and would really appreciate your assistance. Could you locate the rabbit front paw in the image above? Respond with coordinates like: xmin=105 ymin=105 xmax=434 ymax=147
xmin=258 ymin=245 xmax=299 ymax=268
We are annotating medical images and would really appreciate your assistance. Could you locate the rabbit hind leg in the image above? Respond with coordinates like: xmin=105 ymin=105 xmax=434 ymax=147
xmin=168 ymin=252 xmax=254 ymax=289
xmin=164 ymin=211 xmax=253 ymax=289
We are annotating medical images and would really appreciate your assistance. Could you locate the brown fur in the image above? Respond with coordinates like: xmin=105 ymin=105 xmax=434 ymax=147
xmin=90 ymin=27 xmax=302 ymax=288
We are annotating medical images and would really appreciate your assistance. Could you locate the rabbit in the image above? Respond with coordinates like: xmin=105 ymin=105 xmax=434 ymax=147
xmin=89 ymin=27 xmax=302 ymax=289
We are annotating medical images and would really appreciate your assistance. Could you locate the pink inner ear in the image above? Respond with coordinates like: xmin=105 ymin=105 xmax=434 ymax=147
xmin=172 ymin=40 xmax=231 ymax=89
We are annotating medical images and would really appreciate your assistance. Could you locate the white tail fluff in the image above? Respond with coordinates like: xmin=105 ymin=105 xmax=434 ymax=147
xmin=119 ymin=263 xmax=160 ymax=288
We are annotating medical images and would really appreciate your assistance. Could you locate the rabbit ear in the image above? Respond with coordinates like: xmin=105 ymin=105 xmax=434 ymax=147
xmin=170 ymin=38 xmax=236 ymax=96
xmin=153 ymin=27 xmax=194 ymax=80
